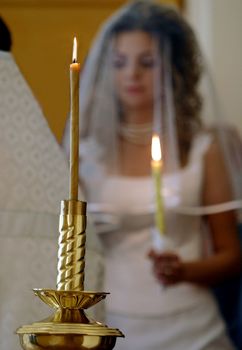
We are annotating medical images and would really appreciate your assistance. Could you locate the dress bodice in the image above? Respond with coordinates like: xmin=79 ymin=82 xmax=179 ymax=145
xmin=81 ymin=133 xmax=215 ymax=316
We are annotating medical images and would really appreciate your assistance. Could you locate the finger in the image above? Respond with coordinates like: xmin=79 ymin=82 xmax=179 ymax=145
xmin=158 ymin=252 xmax=180 ymax=260
xmin=154 ymin=263 xmax=173 ymax=277
xmin=155 ymin=272 xmax=177 ymax=286
xmin=147 ymin=249 xmax=157 ymax=259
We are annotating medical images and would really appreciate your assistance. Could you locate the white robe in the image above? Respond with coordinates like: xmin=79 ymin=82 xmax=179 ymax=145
xmin=0 ymin=51 xmax=104 ymax=350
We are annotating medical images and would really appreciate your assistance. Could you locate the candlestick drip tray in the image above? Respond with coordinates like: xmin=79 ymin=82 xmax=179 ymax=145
xmin=17 ymin=288 xmax=124 ymax=350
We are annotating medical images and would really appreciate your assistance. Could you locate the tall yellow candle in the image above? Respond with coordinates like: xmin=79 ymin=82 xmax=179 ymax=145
xmin=151 ymin=133 xmax=165 ymax=235
xmin=70 ymin=37 xmax=80 ymax=200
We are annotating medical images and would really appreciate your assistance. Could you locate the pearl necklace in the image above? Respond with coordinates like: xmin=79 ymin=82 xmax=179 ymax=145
xmin=119 ymin=122 xmax=153 ymax=145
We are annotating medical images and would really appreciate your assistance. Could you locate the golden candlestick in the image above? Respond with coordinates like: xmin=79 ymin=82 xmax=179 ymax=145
xmin=16 ymin=38 xmax=124 ymax=349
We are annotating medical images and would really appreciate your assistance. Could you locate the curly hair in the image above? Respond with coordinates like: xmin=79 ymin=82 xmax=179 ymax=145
xmin=110 ymin=0 xmax=203 ymax=164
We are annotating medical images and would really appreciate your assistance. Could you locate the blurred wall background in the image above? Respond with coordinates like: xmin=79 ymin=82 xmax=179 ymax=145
xmin=186 ymin=0 xmax=242 ymax=134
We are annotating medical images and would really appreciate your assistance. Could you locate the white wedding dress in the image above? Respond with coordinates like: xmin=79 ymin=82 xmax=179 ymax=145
xmin=80 ymin=133 xmax=234 ymax=350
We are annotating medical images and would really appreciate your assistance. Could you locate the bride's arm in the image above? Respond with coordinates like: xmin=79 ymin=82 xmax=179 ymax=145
xmin=181 ymin=140 xmax=242 ymax=285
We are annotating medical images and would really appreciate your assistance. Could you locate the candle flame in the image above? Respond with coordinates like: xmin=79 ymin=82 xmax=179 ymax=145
xmin=72 ymin=37 xmax=77 ymax=63
xmin=151 ymin=134 xmax=162 ymax=161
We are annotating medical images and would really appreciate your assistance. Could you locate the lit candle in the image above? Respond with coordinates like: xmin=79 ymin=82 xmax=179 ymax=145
xmin=70 ymin=37 xmax=80 ymax=200
xmin=151 ymin=133 xmax=165 ymax=235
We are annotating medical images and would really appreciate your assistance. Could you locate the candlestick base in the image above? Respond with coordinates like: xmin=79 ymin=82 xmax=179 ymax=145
xmin=17 ymin=288 xmax=124 ymax=350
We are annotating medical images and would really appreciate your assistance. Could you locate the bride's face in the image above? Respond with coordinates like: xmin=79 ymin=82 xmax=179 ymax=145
xmin=113 ymin=30 xmax=157 ymax=111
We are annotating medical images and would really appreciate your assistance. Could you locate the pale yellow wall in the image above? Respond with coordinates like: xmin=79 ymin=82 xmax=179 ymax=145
xmin=0 ymin=0 xmax=183 ymax=142
xmin=186 ymin=0 xmax=242 ymax=134
xmin=212 ymin=0 xmax=242 ymax=134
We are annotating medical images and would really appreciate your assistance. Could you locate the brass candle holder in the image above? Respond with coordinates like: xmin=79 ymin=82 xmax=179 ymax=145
xmin=17 ymin=38 xmax=123 ymax=349
xmin=17 ymin=199 xmax=124 ymax=349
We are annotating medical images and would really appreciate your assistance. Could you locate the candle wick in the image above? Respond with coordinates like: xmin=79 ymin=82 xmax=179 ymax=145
xmin=72 ymin=59 xmax=77 ymax=64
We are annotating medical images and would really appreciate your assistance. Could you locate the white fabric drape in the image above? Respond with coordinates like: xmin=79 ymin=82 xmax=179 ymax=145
xmin=0 ymin=51 xmax=104 ymax=350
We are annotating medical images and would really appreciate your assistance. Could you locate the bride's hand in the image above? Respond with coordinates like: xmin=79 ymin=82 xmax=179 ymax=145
xmin=148 ymin=249 xmax=184 ymax=286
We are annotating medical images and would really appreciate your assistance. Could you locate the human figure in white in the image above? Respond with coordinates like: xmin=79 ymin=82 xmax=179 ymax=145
xmin=63 ymin=1 xmax=242 ymax=349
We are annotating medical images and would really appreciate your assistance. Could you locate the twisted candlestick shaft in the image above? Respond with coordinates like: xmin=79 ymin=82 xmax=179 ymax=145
xmin=57 ymin=200 xmax=86 ymax=291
